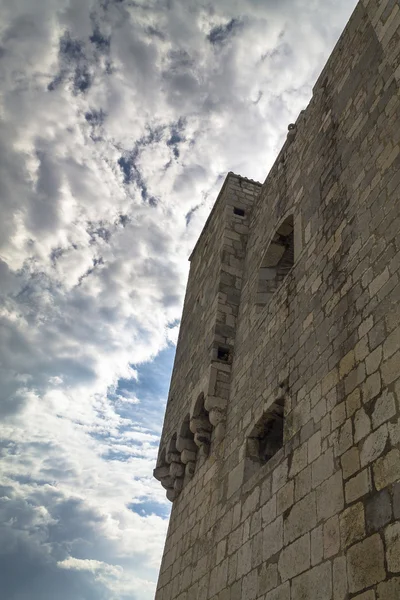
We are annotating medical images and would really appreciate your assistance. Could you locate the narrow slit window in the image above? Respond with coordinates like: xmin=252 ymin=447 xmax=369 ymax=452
xmin=217 ymin=346 xmax=230 ymax=361
xmin=233 ymin=207 xmax=245 ymax=217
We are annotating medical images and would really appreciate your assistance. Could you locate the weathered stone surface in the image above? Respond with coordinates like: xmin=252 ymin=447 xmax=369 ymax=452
xmin=347 ymin=534 xmax=386 ymax=593
xmin=258 ymin=563 xmax=278 ymax=597
xmin=340 ymin=503 xmax=365 ymax=549
xmin=385 ymin=522 xmax=400 ymax=573
xmin=265 ymin=582 xmax=290 ymax=600
xmin=341 ymin=446 xmax=360 ymax=479
xmin=316 ymin=471 xmax=344 ymax=522
xmin=394 ymin=482 xmax=400 ymax=520
xmin=373 ymin=448 xmax=400 ymax=490
xmin=333 ymin=555 xmax=347 ymax=600
xmin=323 ymin=515 xmax=340 ymax=558
xmin=345 ymin=468 xmax=372 ymax=504
xmin=284 ymin=492 xmax=317 ymax=544
xmin=311 ymin=525 xmax=323 ymax=567
xmin=372 ymin=390 xmax=396 ymax=429
xmin=360 ymin=425 xmax=388 ymax=466
xmin=278 ymin=533 xmax=310 ymax=582
xmin=291 ymin=562 xmax=332 ymax=600
xmin=262 ymin=517 xmax=283 ymax=562
xmin=365 ymin=489 xmax=392 ymax=533
xmin=312 ymin=448 xmax=334 ymax=488
xmin=376 ymin=577 xmax=400 ymax=600
xmin=353 ymin=592 xmax=375 ymax=600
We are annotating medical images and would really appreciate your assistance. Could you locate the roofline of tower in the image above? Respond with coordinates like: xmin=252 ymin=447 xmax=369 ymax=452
xmin=188 ymin=172 xmax=262 ymax=262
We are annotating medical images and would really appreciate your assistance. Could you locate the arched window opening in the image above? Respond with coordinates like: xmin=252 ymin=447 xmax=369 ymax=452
xmin=256 ymin=215 xmax=294 ymax=306
xmin=244 ymin=397 xmax=285 ymax=481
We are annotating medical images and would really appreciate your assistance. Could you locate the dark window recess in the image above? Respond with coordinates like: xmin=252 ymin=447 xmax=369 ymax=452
xmin=217 ymin=346 xmax=230 ymax=361
xmin=246 ymin=397 xmax=285 ymax=472
xmin=256 ymin=215 xmax=294 ymax=306
xmin=234 ymin=207 xmax=245 ymax=217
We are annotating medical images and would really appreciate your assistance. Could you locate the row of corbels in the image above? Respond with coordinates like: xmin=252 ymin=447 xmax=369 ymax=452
xmin=154 ymin=400 xmax=214 ymax=502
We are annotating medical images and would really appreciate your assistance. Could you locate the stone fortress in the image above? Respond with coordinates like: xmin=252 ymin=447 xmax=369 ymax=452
xmin=154 ymin=1 xmax=400 ymax=598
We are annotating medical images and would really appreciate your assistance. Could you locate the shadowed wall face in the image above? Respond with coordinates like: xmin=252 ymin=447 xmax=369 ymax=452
xmin=155 ymin=1 xmax=400 ymax=599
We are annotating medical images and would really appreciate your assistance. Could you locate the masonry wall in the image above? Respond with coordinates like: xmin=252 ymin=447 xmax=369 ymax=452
xmin=155 ymin=0 xmax=400 ymax=598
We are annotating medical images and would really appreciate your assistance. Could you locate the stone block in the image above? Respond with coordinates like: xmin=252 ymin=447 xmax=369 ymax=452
xmin=373 ymin=448 xmax=400 ymax=490
xmin=227 ymin=461 xmax=244 ymax=499
xmin=372 ymin=389 xmax=396 ymax=429
xmin=331 ymin=402 xmax=346 ymax=431
xmin=323 ymin=515 xmax=340 ymax=558
xmin=362 ymin=372 xmax=382 ymax=403
xmin=360 ymin=424 xmax=388 ymax=466
xmin=272 ymin=459 xmax=288 ymax=494
xmin=262 ymin=496 xmax=277 ymax=527
xmin=383 ymin=324 xmax=400 ymax=359
xmin=346 ymin=388 xmax=361 ymax=417
xmin=251 ymin=530 xmax=263 ymax=568
xmin=311 ymin=525 xmax=323 ymax=567
xmin=278 ymin=533 xmax=310 ymax=582
xmin=276 ymin=480 xmax=294 ymax=515
xmin=333 ymin=555 xmax=347 ymax=600
xmin=316 ymin=471 xmax=344 ymax=522
xmin=354 ymin=407 xmax=371 ymax=443
xmin=394 ymin=482 xmax=400 ymax=520
xmin=292 ymin=561 xmax=332 ymax=600
xmin=295 ymin=465 xmax=312 ymax=501
xmin=242 ymin=568 xmax=258 ymax=600
xmin=258 ymin=563 xmax=278 ymax=597
xmin=339 ymin=502 xmax=365 ymax=549
xmin=345 ymin=468 xmax=371 ymax=504
xmin=352 ymin=592 xmax=375 ymax=600
xmin=284 ymin=491 xmax=317 ymax=544
xmin=230 ymin=580 xmax=242 ymax=600
xmin=365 ymin=489 xmax=392 ymax=533
xmin=347 ymin=534 xmax=385 ymax=593
xmin=236 ymin=540 xmax=252 ymax=579
xmin=340 ymin=350 xmax=355 ymax=378
xmin=365 ymin=345 xmax=382 ymax=375
xmin=289 ymin=443 xmax=308 ymax=477
xmin=312 ymin=448 xmax=334 ymax=488
xmin=376 ymin=577 xmax=400 ymax=600
xmin=381 ymin=349 xmax=400 ymax=385
xmin=341 ymin=446 xmax=360 ymax=479
xmin=265 ymin=582 xmax=290 ymax=600
xmin=241 ymin=487 xmax=260 ymax=522
xmin=335 ymin=418 xmax=353 ymax=457
xmin=385 ymin=521 xmax=400 ymax=572
xmin=262 ymin=517 xmax=283 ymax=562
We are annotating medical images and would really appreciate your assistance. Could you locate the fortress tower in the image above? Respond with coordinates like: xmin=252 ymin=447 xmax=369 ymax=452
xmin=154 ymin=1 xmax=400 ymax=598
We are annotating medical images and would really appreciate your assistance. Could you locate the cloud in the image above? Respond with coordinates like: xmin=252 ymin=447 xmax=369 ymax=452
xmin=0 ymin=0 xmax=357 ymax=597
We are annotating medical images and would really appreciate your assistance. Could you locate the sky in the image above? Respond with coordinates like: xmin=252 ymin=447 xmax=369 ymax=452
xmin=0 ymin=0 xmax=358 ymax=598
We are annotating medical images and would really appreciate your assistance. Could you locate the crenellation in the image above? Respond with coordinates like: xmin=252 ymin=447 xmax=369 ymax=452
xmin=154 ymin=1 xmax=400 ymax=597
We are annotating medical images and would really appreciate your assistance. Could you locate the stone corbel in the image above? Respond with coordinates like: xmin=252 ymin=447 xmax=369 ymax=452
xmin=190 ymin=416 xmax=212 ymax=449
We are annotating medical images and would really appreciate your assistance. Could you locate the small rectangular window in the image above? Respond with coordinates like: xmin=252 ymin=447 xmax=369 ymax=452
xmin=217 ymin=346 xmax=230 ymax=361
xmin=244 ymin=397 xmax=285 ymax=481
xmin=233 ymin=207 xmax=245 ymax=217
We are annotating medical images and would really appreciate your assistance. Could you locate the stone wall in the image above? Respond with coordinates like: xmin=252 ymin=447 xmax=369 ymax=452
xmin=154 ymin=0 xmax=400 ymax=597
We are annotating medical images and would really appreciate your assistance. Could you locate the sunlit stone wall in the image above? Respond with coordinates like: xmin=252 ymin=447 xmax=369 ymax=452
xmin=155 ymin=0 xmax=400 ymax=597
